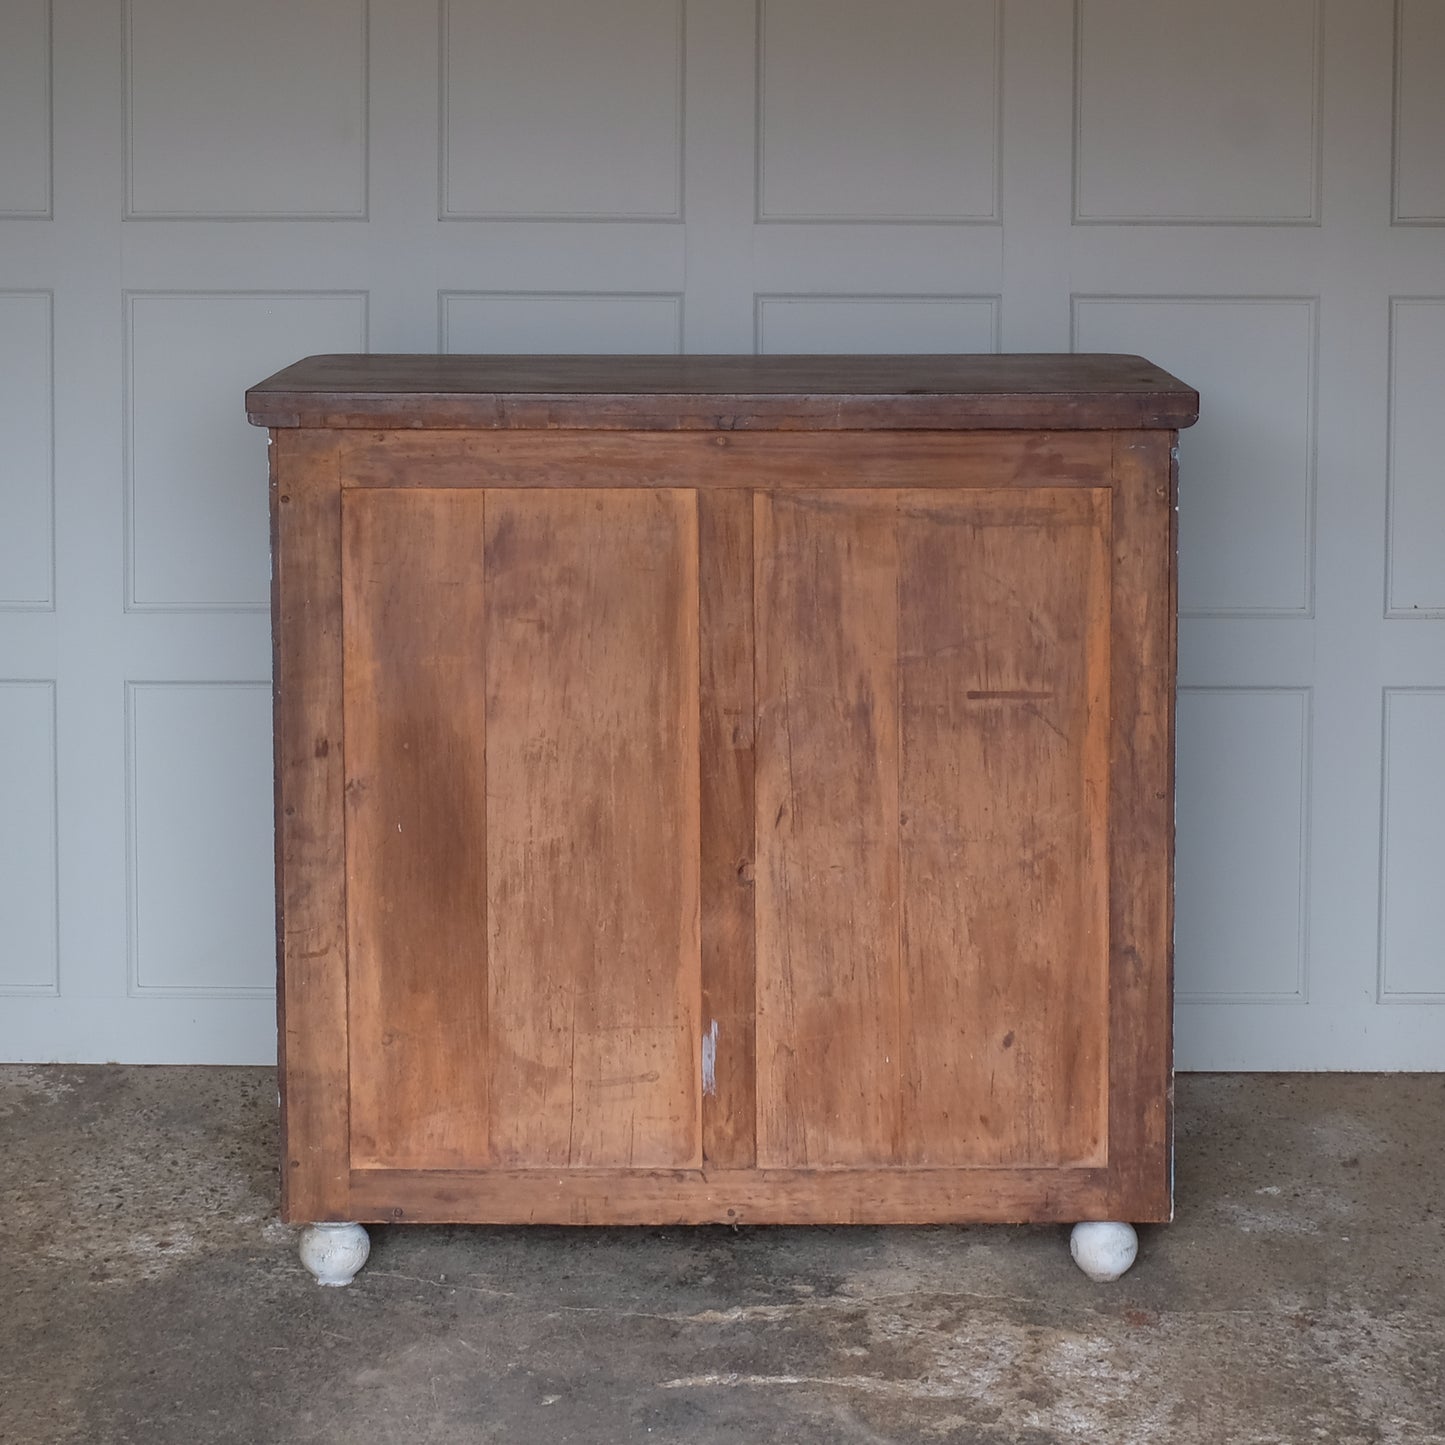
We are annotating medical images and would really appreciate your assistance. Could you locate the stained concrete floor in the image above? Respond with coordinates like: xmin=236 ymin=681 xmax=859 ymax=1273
xmin=2 ymin=1070 xmax=1442 ymax=1445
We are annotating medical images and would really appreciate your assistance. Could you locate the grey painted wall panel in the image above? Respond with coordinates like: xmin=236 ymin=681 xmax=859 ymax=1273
xmin=442 ymin=0 xmax=684 ymax=219
xmin=1387 ymin=299 xmax=1445 ymax=615
xmin=757 ymin=0 xmax=999 ymax=222
xmin=1175 ymin=689 xmax=1310 ymax=1002
xmin=0 ymin=0 xmax=50 ymax=216
xmin=126 ymin=0 xmax=366 ymax=218
xmin=1075 ymin=0 xmax=1319 ymax=223
xmin=127 ymin=683 xmax=274 ymax=995
xmin=0 ymin=683 xmax=58 ymax=993
xmin=0 ymin=293 xmax=53 ymax=608
xmin=1379 ymin=690 xmax=1445 ymax=1001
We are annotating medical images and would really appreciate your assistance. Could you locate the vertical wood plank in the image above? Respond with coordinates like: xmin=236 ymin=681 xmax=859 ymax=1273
xmin=754 ymin=491 xmax=902 ymax=1168
xmin=896 ymin=490 xmax=1111 ymax=1167
xmin=272 ymin=430 xmax=350 ymax=1221
xmin=1107 ymin=432 xmax=1177 ymax=1218
xmin=697 ymin=490 xmax=757 ymax=1167
xmin=485 ymin=489 xmax=702 ymax=1169
xmin=343 ymin=489 xmax=491 ymax=1170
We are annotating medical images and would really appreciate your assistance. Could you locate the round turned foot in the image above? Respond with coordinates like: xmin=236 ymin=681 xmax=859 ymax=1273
xmin=1070 ymin=1221 xmax=1138 ymax=1282
xmin=299 ymin=1222 xmax=370 ymax=1286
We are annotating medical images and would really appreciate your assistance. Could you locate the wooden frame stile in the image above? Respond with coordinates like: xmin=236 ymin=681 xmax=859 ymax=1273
xmin=1104 ymin=428 xmax=1177 ymax=1223
xmin=696 ymin=487 xmax=758 ymax=1173
xmin=272 ymin=429 xmax=352 ymax=1224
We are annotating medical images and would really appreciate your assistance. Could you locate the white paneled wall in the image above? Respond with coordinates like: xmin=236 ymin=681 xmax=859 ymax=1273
xmin=0 ymin=0 xmax=1441 ymax=1066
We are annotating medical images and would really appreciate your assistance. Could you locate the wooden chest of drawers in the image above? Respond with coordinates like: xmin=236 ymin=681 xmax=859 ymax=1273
xmin=247 ymin=354 xmax=1197 ymax=1284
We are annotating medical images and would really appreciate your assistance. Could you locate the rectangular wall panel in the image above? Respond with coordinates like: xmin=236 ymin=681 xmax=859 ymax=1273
xmin=755 ymin=295 xmax=999 ymax=354
xmin=1175 ymin=689 xmax=1310 ymax=1002
xmin=1379 ymin=691 xmax=1445 ymax=1001
xmin=1074 ymin=297 xmax=1316 ymax=616
xmin=126 ymin=0 xmax=366 ymax=217
xmin=484 ymin=490 xmax=701 ymax=1168
xmin=0 ymin=0 xmax=50 ymax=215
xmin=442 ymin=0 xmax=683 ymax=219
xmin=126 ymin=292 xmax=366 ymax=610
xmin=440 ymin=292 xmax=683 ymax=354
xmin=0 ymin=682 xmax=58 ymax=993
xmin=1075 ymin=0 xmax=1320 ymax=223
xmin=1394 ymin=0 xmax=1445 ymax=223
xmin=1387 ymin=299 xmax=1445 ymax=615
xmin=0 ymin=292 xmax=54 ymax=609
xmin=127 ymin=683 xmax=274 ymax=995
xmin=758 ymin=0 xmax=1000 ymax=222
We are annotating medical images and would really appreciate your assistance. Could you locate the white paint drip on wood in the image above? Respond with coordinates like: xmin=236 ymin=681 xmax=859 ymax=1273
xmin=701 ymin=1020 xmax=719 ymax=1097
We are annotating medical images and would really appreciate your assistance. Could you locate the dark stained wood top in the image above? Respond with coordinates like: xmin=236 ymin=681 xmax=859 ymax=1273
xmin=246 ymin=354 xmax=1199 ymax=432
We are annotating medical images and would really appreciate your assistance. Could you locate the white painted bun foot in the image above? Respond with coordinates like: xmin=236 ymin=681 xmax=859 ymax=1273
xmin=1069 ymin=1221 xmax=1138 ymax=1282
xmin=299 ymin=1222 xmax=371 ymax=1286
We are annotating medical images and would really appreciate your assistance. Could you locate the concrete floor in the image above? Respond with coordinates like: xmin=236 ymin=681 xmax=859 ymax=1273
xmin=2 ymin=1070 xmax=1442 ymax=1445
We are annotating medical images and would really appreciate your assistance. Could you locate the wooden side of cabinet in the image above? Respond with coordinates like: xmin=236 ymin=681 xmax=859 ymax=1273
xmin=271 ymin=428 xmax=1175 ymax=1227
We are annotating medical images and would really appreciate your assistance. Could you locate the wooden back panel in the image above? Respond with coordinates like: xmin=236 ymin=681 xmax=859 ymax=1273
xmin=754 ymin=490 xmax=1111 ymax=1169
xmin=343 ymin=488 xmax=702 ymax=1172
xmin=273 ymin=425 xmax=1173 ymax=1223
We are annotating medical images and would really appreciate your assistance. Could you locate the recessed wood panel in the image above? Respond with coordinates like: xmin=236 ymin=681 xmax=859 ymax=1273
xmin=1394 ymin=0 xmax=1445 ymax=223
xmin=126 ymin=0 xmax=366 ymax=217
xmin=755 ymin=490 xmax=1110 ymax=1169
xmin=484 ymin=490 xmax=701 ymax=1168
xmin=758 ymin=0 xmax=999 ymax=222
xmin=1074 ymin=297 xmax=1315 ymax=615
xmin=127 ymin=683 xmax=273 ymax=994
xmin=754 ymin=491 xmax=902 ymax=1168
xmin=441 ymin=293 xmax=682 ymax=354
xmin=0 ymin=682 xmax=58 ymax=993
xmin=343 ymin=490 xmax=491 ymax=1170
xmin=127 ymin=292 xmax=366 ymax=609
xmin=755 ymin=296 xmax=999 ymax=354
xmin=1075 ymin=0 xmax=1319 ymax=223
xmin=442 ymin=0 xmax=683 ymax=219
xmin=0 ymin=0 xmax=50 ymax=216
xmin=1379 ymin=690 xmax=1445 ymax=1001
xmin=1387 ymin=299 xmax=1445 ymax=615
xmin=0 ymin=292 xmax=53 ymax=608
xmin=896 ymin=491 xmax=1110 ymax=1167
xmin=1175 ymin=689 xmax=1309 ymax=1002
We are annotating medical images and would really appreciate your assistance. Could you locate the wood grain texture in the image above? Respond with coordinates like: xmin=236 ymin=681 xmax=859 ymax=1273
xmin=336 ymin=429 xmax=1115 ymax=492
xmin=697 ymin=490 xmax=757 ymax=1167
xmin=895 ymin=490 xmax=1111 ymax=1168
xmin=272 ymin=430 xmax=351 ymax=1222
xmin=1105 ymin=432 xmax=1177 ymax=1220
xmin=342 ymin=489 xmax=490 ymax=1171
xmin=755 ymin=491 xmax=902 ymax=1169
xmin=246 ymin=353 xmax=1200 ymax=431
xmin=348 ymin=1165 xmax=1132 ymax=1226
xmin=754 ymin=489 xmax=1112 ymax=1175
xmin=484 ymin=489 xmax=703 ymax=1169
